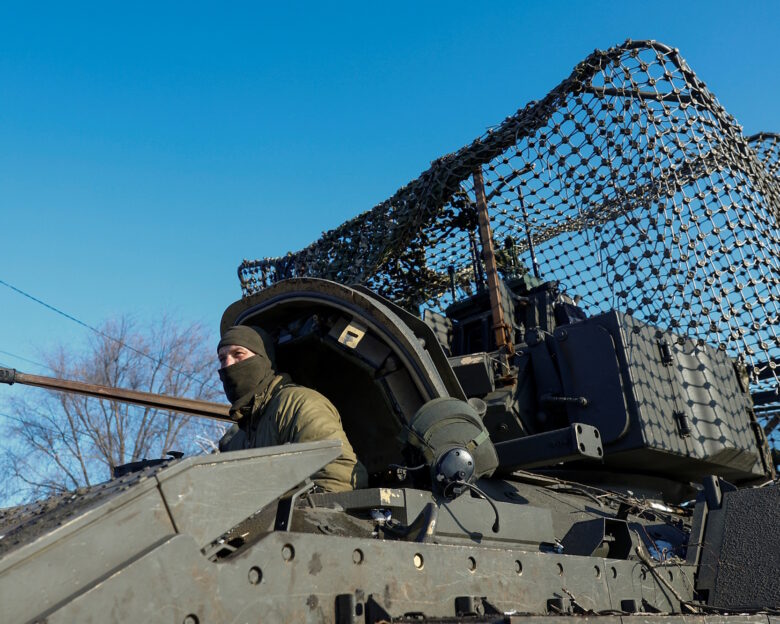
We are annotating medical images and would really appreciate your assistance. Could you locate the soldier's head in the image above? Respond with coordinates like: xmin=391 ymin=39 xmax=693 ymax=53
xmin=217 ymin=325 xmax=276 ymax=370
xmin=217 ymin=326 xmax=277 ymax=406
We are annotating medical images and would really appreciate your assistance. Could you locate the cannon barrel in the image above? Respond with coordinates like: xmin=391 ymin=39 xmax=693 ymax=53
xmin=0 ymin=366 xmax=232 ymax=421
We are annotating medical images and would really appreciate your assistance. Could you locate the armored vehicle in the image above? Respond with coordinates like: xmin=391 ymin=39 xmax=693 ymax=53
xmin=1 ymin=40 xmax=779 ymax=623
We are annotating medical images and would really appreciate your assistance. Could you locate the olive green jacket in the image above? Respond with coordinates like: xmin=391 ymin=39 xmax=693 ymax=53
xmin=219 ymin=375 xmax=367 ymax=492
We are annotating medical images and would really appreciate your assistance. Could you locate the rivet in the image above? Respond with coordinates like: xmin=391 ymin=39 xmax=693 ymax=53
xmin=515 ymin=560 xmax=523 ymax=575
xmin=281 ymin=544 xmax=295 ymax=562
xmin=413 ymin=553 xmax=424 ymax=569
xmin=557 ymin=562 xmax=564 ymax=576
xmin=467 ymin=556 xmax=476 ymax=571
xmin=352 ymin=549 xmax=364 ymax=564
xmin=183 ymin=615 xmax=199 ymax=624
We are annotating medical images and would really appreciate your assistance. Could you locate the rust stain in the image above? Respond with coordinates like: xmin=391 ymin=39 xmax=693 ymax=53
xmin=308 ymin=552 xmax=323 ymax=575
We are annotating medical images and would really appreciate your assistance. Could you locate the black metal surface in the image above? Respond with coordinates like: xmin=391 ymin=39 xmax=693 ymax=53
xmin=112 ymin=456 xmax=177 ymax=478
xmin=274 ymin=481 xmax=315 ymax=532
xmin=698 ymin=484 xmax=780 ymax=610
xmin=560 ymin=518 xmax=634 ymax=559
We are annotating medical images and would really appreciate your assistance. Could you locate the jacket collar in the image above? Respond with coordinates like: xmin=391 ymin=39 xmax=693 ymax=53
xmin=232 ymin=373 xmax=291 ymax=422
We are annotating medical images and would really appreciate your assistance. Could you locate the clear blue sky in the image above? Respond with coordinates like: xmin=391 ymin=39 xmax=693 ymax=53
xmin=0 ymin=1 xmax=777 ymax=381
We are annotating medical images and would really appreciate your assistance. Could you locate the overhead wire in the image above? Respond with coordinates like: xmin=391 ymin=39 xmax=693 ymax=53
xmin=0 ymin=411 xmax=71 ymax=437
xmin=0 ymin=349 xmax=52 ymax=372
xmin=0 ymin=278 xmax=218 ymax=390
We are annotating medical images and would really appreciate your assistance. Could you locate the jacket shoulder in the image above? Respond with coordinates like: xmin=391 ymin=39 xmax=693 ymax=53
xmin=274 ymin=384 xmax=337 ymax=411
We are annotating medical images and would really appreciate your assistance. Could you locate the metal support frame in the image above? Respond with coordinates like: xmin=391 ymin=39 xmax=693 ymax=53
xmin=494 ymin=423 xmax=603 ymax=472
xmin=473 ymin=168 xmax=514 ymax=355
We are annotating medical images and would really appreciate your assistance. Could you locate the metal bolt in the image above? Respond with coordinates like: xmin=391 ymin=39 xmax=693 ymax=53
xmin=248 ymin=566 xmax=262 ymax=585
xmin=352 ymin=549 xmax=364 ymax=564
xmin=413 ymin=553 xmax=424 ymax=569
xmin=467 ymin=556 xmax=476 ymax=572
xmin=281 ymin=544 xmax=295 ymax=562
xmin=183 ymin=615 xmax=199 ymax=624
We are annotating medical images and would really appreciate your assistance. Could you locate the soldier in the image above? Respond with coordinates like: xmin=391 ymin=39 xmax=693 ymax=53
xmin=217 ymin=325 xmax=367 ymax=492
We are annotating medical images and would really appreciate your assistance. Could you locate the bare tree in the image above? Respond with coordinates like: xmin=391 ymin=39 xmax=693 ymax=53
xmin=0 ymin=316 xmax=226 ymax=502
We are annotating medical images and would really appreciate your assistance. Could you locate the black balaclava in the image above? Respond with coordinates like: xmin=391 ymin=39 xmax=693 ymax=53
xmin=217 ymin=325 xmax=277 ymax=415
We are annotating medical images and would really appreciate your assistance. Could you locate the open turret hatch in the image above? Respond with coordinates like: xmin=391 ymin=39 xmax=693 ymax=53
xmin=221 ymin=278 xmax=465 ymax=476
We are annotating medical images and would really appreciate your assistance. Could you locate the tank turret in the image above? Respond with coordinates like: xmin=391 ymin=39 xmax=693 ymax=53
xmin=2 ymin=39 xmax=779 ymax=622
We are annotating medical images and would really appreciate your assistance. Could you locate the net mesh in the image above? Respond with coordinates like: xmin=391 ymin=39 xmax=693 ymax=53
xmin=238 ymin=40 xmax=780 ymax=450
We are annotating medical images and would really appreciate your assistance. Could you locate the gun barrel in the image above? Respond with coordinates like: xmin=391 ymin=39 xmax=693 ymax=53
xmin=0 ymin=367 xmax=231 ymax=421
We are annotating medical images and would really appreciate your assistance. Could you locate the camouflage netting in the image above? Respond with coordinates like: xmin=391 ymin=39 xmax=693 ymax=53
xmin=238 ymin=40 xmax=779 ymax=450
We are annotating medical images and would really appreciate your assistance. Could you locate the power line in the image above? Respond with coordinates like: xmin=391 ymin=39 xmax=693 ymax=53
xmin=0 ymin=278 xmax=218 ymax=390
xmin=0 ymin=411 xmax=109 ymax=446
xmin=0 ymin=412 xmax=78 ymax=442
xmin=0 ymin=349 xmax=52 ymax=372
